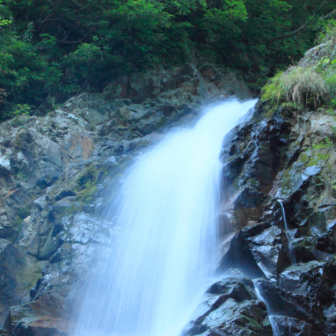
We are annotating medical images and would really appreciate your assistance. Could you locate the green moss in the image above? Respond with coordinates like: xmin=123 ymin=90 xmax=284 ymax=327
xmin=16 ymin=171 xmax=29 ymax=181
xmin=280 ymin=168 xmax=292 ymax=191
xmin=299 ymin=152 xmax=308 ymax=164
xmin=307 ymin=153 xmax=329 ymax=167
xmin=306 ymin=139 xmax=333 ymax=166
xmin=75 ymin=166 xmax=98 ymax=191
xmin=246 ymin=178 xmax=259 ymax=188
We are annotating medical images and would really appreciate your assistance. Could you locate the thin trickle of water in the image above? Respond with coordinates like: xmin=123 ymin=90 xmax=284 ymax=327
xmin=253 ymin=280 xmax=280 ymax=336
xmin=269 ymin=316 xmax=281 ymax=336
xmin=74 ymin=99 xmax=257 ymax=336
xmin=278 ymin=200 xmax=296 ymax=264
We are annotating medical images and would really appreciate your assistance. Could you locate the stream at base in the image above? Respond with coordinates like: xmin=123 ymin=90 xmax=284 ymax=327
xmin=74 ymin=99 xmax=257 ymax=336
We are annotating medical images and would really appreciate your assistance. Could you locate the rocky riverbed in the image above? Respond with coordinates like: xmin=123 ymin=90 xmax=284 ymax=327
xmin=1 ymin=49 xmax=336 ymax=336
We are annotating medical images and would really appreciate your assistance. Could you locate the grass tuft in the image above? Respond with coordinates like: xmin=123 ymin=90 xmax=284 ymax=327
xmin=262 ymin=66 xmax=328 ymax=108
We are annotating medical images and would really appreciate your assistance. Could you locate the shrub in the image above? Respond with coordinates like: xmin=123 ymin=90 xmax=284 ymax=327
xmin=317 ymin=20 xmax=336 ymax=57
xmin=262 ymin=66 xmax=328 ymax=108
xmin=325 ymin=71 xmax=336 ymax=107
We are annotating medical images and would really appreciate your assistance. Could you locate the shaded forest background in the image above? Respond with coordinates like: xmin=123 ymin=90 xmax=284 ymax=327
xmin=0 ymin=0 xmax=335 ymax=120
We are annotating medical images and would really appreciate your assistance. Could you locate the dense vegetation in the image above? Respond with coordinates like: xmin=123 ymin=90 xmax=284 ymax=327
xmin=262 ymin=22 xmax=336 ymax=110
xmin=0 ymin=0 xmax=335 ymax=120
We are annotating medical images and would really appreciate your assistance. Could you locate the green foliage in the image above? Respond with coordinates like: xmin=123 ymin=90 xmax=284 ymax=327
xmin=306 ymin=138 xmax=334 ymax=167
xmin=262 ymin=67 xmax=328 ymax=108
xmin=308 ymin=152 xmax=330 ymax=167
xmin=312 ymin=137 xmax=333 ymax=150
xmin=332 ymin=180 xmax=336 ymax=190
xmin=0 ymin=0 xmax=335 ymax=120
xmin=11 ymin=103 xmax=31 ymax=116
xmin=317 ymin=20 xmax=336 ymax=51
xmin=260 ymin=21 xmax=336 ymax=111
xmin=0 ymin=12 xmax=62 ymax=121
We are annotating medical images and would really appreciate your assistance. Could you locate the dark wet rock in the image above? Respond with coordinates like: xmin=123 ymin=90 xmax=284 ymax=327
xmin=218 ymin=222 xmax=288 ymax=280
xmin=218 ymin=231 xmax=265 ymax=279
xmin=257 ymin=279 xmax=321 ymax=325
xmin=277 ymin=260 xmax=336 ymax=333
xmin=246 ymin=225 xmax=284 ymax=279
xmin=206 ymin=276 xmax=254 ymax=296
xmin=184 ymin=273 xmax=271 ymax=336
xmin=278 ymin=261 xmax=326 ymax=294
xmin=292 ymin=239 xmax=334 ymax=263
xmin=215 ymin=95 xmax=336 ymax=333
xmin=201 ymin=299 xmax=272 ymax=336
xmin=275 ymin=164 xmax=322 ymax=200
xmin=219 ymin=105 xmax=294 ymax=231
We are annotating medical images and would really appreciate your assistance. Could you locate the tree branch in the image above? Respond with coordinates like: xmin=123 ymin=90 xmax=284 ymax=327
xmin=269 ymin=21 xmax=311 ymax=42
xmin=320 ymin=8 xmax=336 ymax=20
xmin=269 ymin=8 xmax=336 ymax=43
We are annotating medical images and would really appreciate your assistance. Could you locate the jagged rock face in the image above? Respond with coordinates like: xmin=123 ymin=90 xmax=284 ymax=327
xmin=183 ymin=270 xmax=272 ymax=336
xmin=102 ymin=60 xmax=251 ymax=104
xmin=0 ymin=64 xmax=251 ymax=335
xmin=209 ymin=102 xmax=336 ymax=335
xmin=184 ymin=83 xmax=336 ymax=334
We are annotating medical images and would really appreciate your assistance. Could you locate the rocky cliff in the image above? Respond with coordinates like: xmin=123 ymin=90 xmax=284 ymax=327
xmin=184 ymin=98 xmax=336 ymax=336
xmin=0 ymin=60 xmax=250 ymax=336
xmin=1 ymin=48 xmax=336 ymax=336
xmin=181 ymin=44 xmax=336 ymax=335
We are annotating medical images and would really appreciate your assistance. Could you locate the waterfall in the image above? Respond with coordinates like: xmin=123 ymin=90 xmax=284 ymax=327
xmin=74 ymin=99 xmax=257 ymax=336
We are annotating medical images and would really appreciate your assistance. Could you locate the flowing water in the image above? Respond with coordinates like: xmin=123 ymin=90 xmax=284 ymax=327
xmin=253 ymin=280 xmax=280 ymax=336
xmin=278 ymin=201 xmax=296 ymax=264
xmin=74 ymin=99 xmax=257 ymax=336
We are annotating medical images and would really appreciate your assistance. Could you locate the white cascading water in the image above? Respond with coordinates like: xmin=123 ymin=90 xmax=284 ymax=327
xmin=74 ymin=99 xmax=257 ymax=336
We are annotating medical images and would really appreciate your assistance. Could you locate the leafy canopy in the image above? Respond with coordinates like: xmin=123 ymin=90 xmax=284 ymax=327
xmin=0 ymin=0 xmax=335 ymax=120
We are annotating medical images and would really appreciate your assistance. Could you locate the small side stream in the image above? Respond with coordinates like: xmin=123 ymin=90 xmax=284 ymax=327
xmin=278 ymin=200 xmax=296 ymax=264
